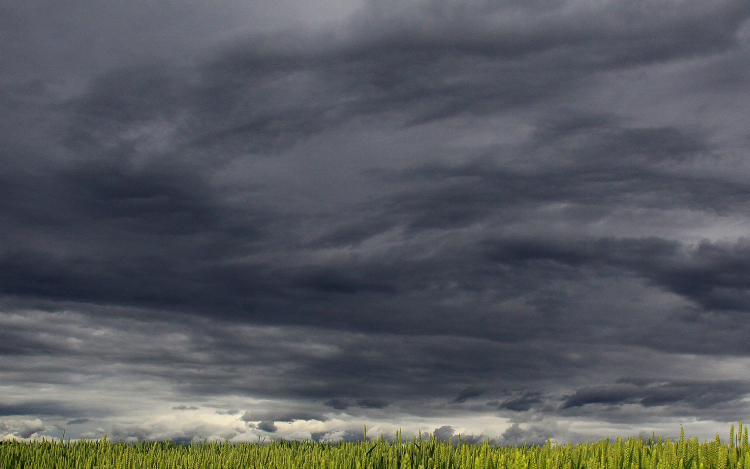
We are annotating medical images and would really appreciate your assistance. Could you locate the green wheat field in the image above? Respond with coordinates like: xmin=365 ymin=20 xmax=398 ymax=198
xmin=3 ymin=423 xmax=750 ymax=469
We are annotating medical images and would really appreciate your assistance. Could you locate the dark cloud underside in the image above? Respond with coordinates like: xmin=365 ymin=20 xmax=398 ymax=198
xmin=2 ymin=0 xmax=750 ymax=445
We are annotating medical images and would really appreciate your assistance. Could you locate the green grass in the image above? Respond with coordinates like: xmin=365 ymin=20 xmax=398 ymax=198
xmin=2 ymin=423 xmax=750 ymax=469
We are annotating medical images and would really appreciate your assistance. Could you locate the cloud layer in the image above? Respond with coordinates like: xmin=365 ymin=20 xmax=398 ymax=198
xmin=2 ymin=0 xmax=750 ymax=444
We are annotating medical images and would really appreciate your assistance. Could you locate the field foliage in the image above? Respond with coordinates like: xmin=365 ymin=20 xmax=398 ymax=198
xmin=2 ymin=423 xmax=750 ymax=469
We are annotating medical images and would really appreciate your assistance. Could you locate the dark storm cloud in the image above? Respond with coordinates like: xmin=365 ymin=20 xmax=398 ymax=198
xmin=644 ymin=240 xmax=750 ymax=312
xmin=481 ymin=236 xmax=750 ymax=315
xmin=4 ymin=0 xmax=750 ymax=444
xmin=432 ymin=425 xmax=455 ymax=443
xmin=325 ymin=398 xmax=390 ymax=410
xmin=497 ymin=423 xmax=555 ymax=447
xmin=175 ymin=326 xmax=592 ymax=407
xmin=0 ymin=401 xmax=83 ymax=418
xmin=15 ymin=420 xmax=46 ymax=439
xmin=324 ymin=399 xmax=350 ymax=410
xmin=498 ymin=393 xmax=543 ymax=412
xmin=8 ymin=206 xmax=750 ymax=346
xmin=561 ymin=380 xmax=747 ymax=410
xmin=190 ymin=0 xmax=750 ymax=145
xmin=294 ymin=268 xmax=398 ymax=296
xmin=0 ymin=0 xmax=326 ymax=83
xmin=0 ymin=307 xmax=579 ymax=411
xmin=66 ymin=418 xmax=91 ymax=425
xmin=338 ymin=428 xmax=367 ymax=443
xmin=2 ymin=0 xmax=749 ymax=331
xmin=34 ymin=0 xmax=750 ymax=163
xmin=384 ymin=120 xmax=743 ymax=233
xmin=257 ymin=421 xmax=278 ymax=433
xmin=430 ymin=425 xmax=501 ymax=447
xmin=356 ymin=398 xmax=389 ymax=409
xmin=452 ymin=387 xmax=485 ymax=404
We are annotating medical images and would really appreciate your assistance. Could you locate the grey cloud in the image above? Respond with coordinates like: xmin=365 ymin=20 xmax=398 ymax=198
xmin=168 ymin=437 xmax=194 ymax=446
xmin=0 ymin=418 xmax=46 ymax=439
xmin=107 ymin=421 xmax=239 ymax=443
xmin=310 ymin=431 xmax=328 ymax=442
xmin=240 ymin=410 xmax=329 ymax=424
xmin=66 ymin=418 xmax=91 ymax=425
xmin=1 ymin=2 xmax=747 ymax=334
xmin=4 ymin=0 xmax=750 ymax=445
xmin=257 ymin=421 xmax=278 ymax=433
xmin=385 ymin=123 xmax=732 ymax=234
xmin=172 ymin=405 xmax=199 ymax=411
xmin=348 ymin=0 xmax=749 ymax=59
xmin=432 ymin=425 xmax=455 ymax=442
xmin=482 ymin=236 xmax=750 ymax=316
xmin=356 ymin=398 xmax=389 ymax=409
xmin=1 ymin=307 xmax=749 ymax=442
xmin=452 ymin=387 xmax=485 ymax=403
xmin=561 ymin=381 xmax=748 ymax=410
xmin=338 ymin=428 xmax=366 ymax=443
xmin=643 ymin=240 xmax=750 ymax=312
xmin=561 ymin=385 xmax=642 ymax=409
xmin=0 ymin=401 xmax=84 ymax=418
xmin=428 ymin=428 xmax=493 ymax=447
xmin=324 ymin=399 xmax=350 ymax=410
xmin=48 ymin=0 xmax=750 ymax=162
xmin=0 ymin=0 xmax=328 ymax=83
xmin=294 ymin=268 xmax=398 ymax=296
xmin=498 ymin=393 xmax=543 ymax=412
xmin=689 ymin=47 xmax=750 ymax=91
xmin=497 ymin=423 xmax=554 ymax=447
xmin=18 ymin=419 xmax=45 ymax=439
xmin=108 ymin=425 xmax=157 ymax=442
xmin=325 ymin=398 xmax=390 ymax=410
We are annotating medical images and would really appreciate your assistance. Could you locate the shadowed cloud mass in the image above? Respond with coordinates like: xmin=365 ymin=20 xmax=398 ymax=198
xmin=2 ymin=0 xmax=750 ymax=445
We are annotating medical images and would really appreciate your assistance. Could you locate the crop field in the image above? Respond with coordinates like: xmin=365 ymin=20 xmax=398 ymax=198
xmin=2 ymin=424 xmax=750 ymax=469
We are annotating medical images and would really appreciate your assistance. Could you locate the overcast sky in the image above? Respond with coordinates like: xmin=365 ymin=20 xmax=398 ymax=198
xmin=2 ymin=0 xmax=750 ymax=445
